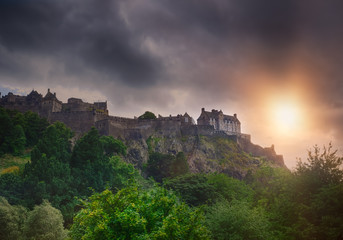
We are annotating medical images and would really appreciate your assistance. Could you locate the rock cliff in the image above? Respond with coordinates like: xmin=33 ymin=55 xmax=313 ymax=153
xmin=124 ymin=133 xmax=286 ymax=179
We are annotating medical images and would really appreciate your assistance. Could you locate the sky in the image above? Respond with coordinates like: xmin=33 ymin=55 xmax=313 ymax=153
xmin=1 ymin=0 xmax=343 ymax=169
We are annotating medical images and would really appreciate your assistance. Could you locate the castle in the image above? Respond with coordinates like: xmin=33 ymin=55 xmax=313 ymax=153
xmin=0 ymin=89 xmax=284 ymax=166
xmin=0 ymin=89 xmax=249 ymax=140
xmin=197 ymin=108 xmax=241 ymax=134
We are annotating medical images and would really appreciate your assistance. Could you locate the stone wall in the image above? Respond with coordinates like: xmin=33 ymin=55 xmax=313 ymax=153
xmin=237 ymin=137 xmax=285 ymax=167
xmin=50 ymin=111 xmax=96 ymax=133
xmin=103 ymin=117 xmax=183 ymax=140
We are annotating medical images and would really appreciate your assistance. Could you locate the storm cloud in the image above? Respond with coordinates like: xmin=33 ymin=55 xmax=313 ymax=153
xmin=1 ymin=0 xmax=343 ymax=167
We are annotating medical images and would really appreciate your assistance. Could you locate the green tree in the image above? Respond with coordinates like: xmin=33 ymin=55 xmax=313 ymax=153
xmin=33 ymin=121 xmax=73 ymax=163
xmin=100 ymin=135 xmax=127 ymax=157
xmin=170 ymin=152 xmax=189 ymax=177
xmin=206 ymin=200 xmax=276 ymax=240
xmin=71 ymin=127 xmax=129 ymax=195
xmin=0 ymin=108 xmax=13 ymax=155
xmin=290 ymin=144 xmax=343 ymax=239
xmin=70 ymin=127 xmax=103 ymax=169
xmin=23 ymin=111 xmax=49 ymax=147
xmin=0 ymin=173 xmax=25 ymax=206
xmin=138 ymin=111 xmax=157 ymax=120
xmin=10 ymin=125 xmax=26 ymax=156
xmin=24 ymin=200 xmax=67 ymax=240
xmin=0 ymin=108 xmax=26 ymax=156
xmin=165 ymin=173 xmax=254 ymax=207
xmin=146 ymin=152 xmax=175 ymax=182
xmin=23 ymin=122 xmax=75 ymax=224
xmin=107 ymin=155 xmax=140 ymax=190
xmin=244 ymin=165 xmax=295 ymax=239
xmin=207 ymin=173 xmax=254 ymax=203
xmin=0 ymin=197 xmax=27 ymax=240
xmin=164 ymin=174 xmax=217 ymax=206
xmin=295 ymin=144 xmax=343 ymax=189
xmin=70 ymin=185 xmax=210 ymax=239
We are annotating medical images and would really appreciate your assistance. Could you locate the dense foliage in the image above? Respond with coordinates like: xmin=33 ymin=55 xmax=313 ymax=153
xmin=0 ymin=121 xmax=132 ymax=226
xmin=0 ymin=107 xmax=48 ymax=156
xmin=70 ymin=185 xmax=210 ymax=239
xmin=146 ymin=151 xmax=189 ymax=182
xmin=0 ymin=198 xmax=67 ymax=240
xmin=0 ymin=110 xmax=342 ymax=239
xmin=138 ymin=111 xmax=157 ymax=120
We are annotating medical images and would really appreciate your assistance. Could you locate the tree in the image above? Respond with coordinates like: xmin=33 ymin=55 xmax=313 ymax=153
xmin=0 ymin=108 xmax=26 ymax=156
xmin=206 ymin=200 xmax=276 ymax=240
xmin=23 ymin=111 xmax=49 ymax=147
xmin=70 ymin=127 xmax=103 ymax=169
xmin=146 ymin=152 xmax=175 ymax=182
xmin=10 ymin=125 xmax=26 ymax=156
xmin=164 ymin=174 xmax=217 ymax=206
xmin=70 ymin=185 xmax=210 ymax=239
xmin=0 ymin=197 xmax=27 ymax=240
xmin=290 ymin=144 xmax=343 ymax=239
xmin=23 ymin=122 xmax=75 ymax=224
xmin=71 ymin=127 xmax=130 ymax=195
xmin=33 ymin=121 xmax=73 ymax=163
xmin=207 ymin=173 xmax=254 ymax=203
xmin=100 ymin=135 xmax=127 ymax=157
xmin=138 ymin=111 xmax=157 ymax=120
xmin=0 ymin=108 xmax=13 ymax=155
xmin=0 ymin=173 xmax=25 ymax=206
xmin=24 ymin=200 xmax=67 ymax=240
xmin=295 ymin=143 xmax=343 ymax=189
xmin=170 ymin=152 xmax=189 ymax=177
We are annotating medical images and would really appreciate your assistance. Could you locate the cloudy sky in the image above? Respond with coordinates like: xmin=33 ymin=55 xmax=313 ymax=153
xmin=1 ymin=0 xmax=343 ymax=169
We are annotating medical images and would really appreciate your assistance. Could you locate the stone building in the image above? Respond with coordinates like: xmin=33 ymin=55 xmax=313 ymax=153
xmin=0 ymin=89 xmax=108 ymax=134
xmin=0 ymin=90 xmax=243 ymax=139
xmin=197 ymin=108 xmax=241 ymax=134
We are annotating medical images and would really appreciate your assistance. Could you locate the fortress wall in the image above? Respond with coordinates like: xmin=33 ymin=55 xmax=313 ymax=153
xmin=197 ymin=125 xmax=216 ymax=135
xmin=108 ymin=121 xmax=127 ymax=139
xmin=181 ymin=125 xmax=217 ymax=136
xmin=237 ymin=137 xmax=285 ymax=167
xmin=181 ymin=125 xmax=198 ymax=135
xmin=50 ymin=111 xmax=95 ymax=133
xmin=95 ymin=119 xmax=109 ymax=136
xmin=0 ymin=102 xmax=41 ymax=115
xmin=107 ymin=116 xmax=137 ymax=128
xmin=94 ymin=113 xmax=109 ymax=122
xmin=105 ymin=117 xmax=183 ymax=140
xmin=63 ymin=102 xmax=93 ymax=112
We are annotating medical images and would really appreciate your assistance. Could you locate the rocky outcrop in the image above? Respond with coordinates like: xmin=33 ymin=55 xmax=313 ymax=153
xmin=1 ymin=90 xmax=286 ymax=176
xmin=124 ymin=133 xmax=286 ymax=179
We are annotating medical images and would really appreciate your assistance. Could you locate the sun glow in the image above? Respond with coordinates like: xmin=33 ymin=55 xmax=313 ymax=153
xmin=271 ymin=101 xmax=301 ymax=134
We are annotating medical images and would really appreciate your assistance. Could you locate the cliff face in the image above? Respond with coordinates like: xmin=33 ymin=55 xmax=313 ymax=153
xmin=124 ymin=133 xmax=286 ymax=179
xmin=0 ymin=90 xmax=285 ymax=176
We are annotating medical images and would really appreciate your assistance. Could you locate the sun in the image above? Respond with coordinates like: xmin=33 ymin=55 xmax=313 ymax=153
xmin=272 ymin=101 xmax=300 ymax=133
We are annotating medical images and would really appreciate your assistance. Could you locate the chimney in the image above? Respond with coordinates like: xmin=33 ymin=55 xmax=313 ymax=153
xmin=201 ymin=107 xmax=205 ymax=112
xmin=48 ymin=88 xmax=50 ymax=93
xmin=234 ymin=113 xmax=237 ymax=118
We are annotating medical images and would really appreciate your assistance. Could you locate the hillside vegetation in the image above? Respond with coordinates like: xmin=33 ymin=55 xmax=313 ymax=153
xmin=0 ymin=106 xmax=342 ymax=239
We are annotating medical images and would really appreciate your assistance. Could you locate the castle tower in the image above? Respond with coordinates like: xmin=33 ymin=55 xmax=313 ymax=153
xmin=40 ymin=89 xmax=62 ymax=118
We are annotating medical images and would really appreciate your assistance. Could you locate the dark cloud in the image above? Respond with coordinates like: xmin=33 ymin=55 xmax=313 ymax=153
xmin=0 ymin=0 xmax=162 ymax=87
xmin=1 ymin=0 xmax=343 ymax=166
xmin=1 ymin=0 xmax=342 ymax=106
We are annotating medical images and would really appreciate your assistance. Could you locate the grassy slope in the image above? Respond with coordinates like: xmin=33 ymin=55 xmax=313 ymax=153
xmin=0 ymin=150 xmax=31 ymax=174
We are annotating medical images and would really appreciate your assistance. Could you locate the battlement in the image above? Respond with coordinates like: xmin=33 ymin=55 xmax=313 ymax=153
xmin=0 ymin=90 xmax=246 ymax=140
